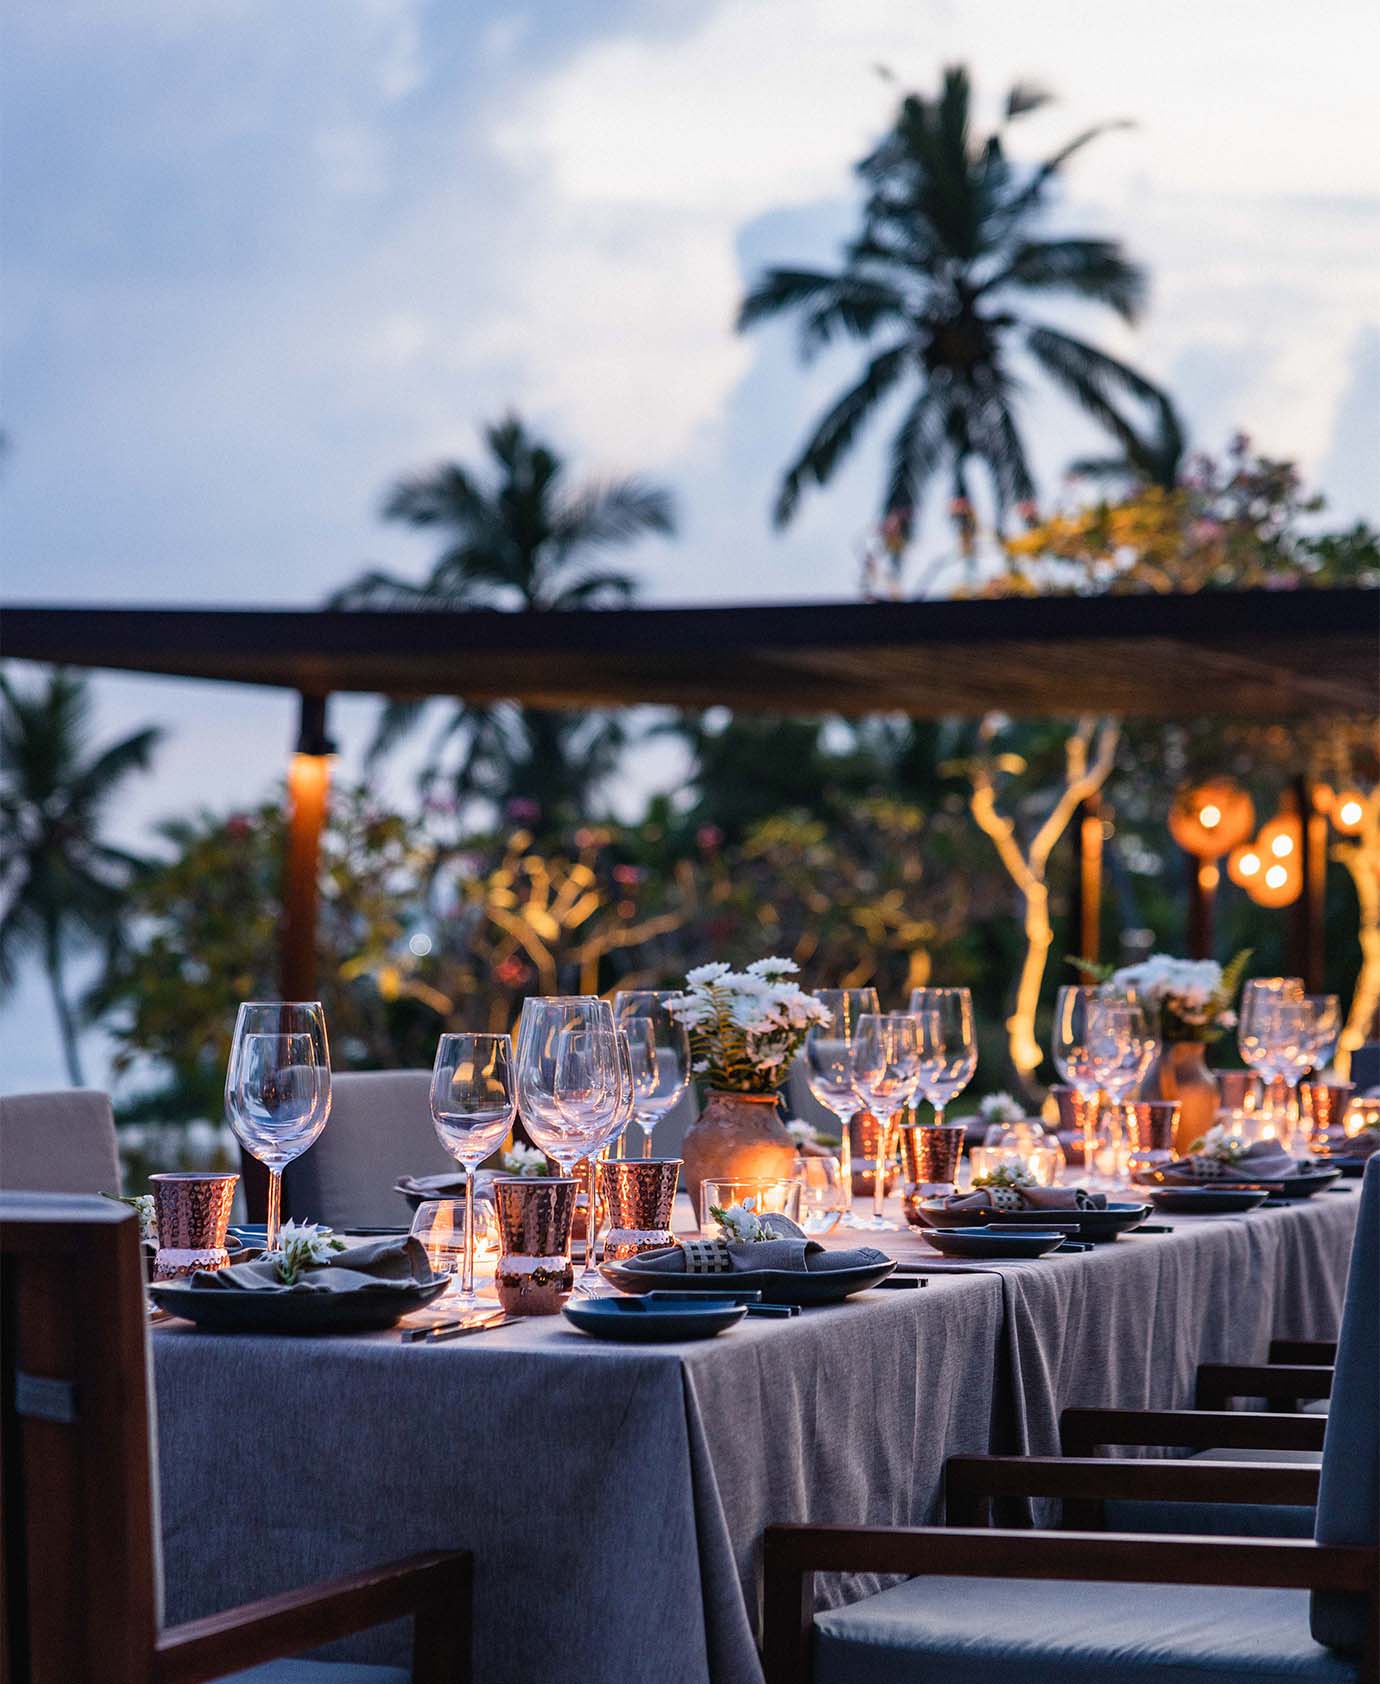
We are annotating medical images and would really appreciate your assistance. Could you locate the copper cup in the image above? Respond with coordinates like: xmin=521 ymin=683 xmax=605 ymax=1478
xmin=1125 ymin=1101 xmax=1180 ymax=1155
xmin=897 ymin=1123 xmax=966 ymax=1189
xmin=1050 ymin=1085 xmax=1094 ymax=1166
xmin=599 ymin=1158 xmax=681 ymax=1261
xmin=1302 ymin=1082 xmax=1356 ymax=1156
xmin=848 ymin=1111 xmax=897 ymax=1198
xmin=1217 ymin=1071 xmax=1259 ymax=1112
xmin=149 ymin=1172 xmax=239 ymax=1281
xmin=492 ymin=1177 xmax=576 ymax=1315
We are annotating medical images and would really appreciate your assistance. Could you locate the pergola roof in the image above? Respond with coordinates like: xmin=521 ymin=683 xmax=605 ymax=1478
xmin=1 ymin=588 xmax=1375 ymax=718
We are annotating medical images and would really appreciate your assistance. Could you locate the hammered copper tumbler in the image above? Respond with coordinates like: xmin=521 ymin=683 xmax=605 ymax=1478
xmin=492 ymin=1177 xmax=576 ymax=1314
xmin=149 ymin=1171 xmax=239 ymax=1281
xmin=897 ymin=1123 xmax=966 ymax=1190
xmin=599 ymin=1158 xmax=681 ymax=1260
xmin=1302 ymin=1082 xmax=1356 ymax=1156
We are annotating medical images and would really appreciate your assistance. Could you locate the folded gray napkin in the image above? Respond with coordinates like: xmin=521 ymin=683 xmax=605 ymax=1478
xmin=945 ymin=1186 xmax=1106 ymax=1213
xmin=190 ymin=1235 xmax=434 ymax=1293
xmin=395 ymin=1169 xmax=509 ymax=1203
xmin=634 ymin=1215 xmax=889 ymax=1276
xmin=1175 ymin=1140 xmax=1298 ymax=1182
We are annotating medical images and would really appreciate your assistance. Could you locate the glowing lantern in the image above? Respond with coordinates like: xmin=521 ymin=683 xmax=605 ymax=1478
xmin=1334 ymin=791 xmax=1368 ymax=836
xmin=1168 ymin=780 xmax=1256 ymax=860
xmin=1244 ymin=810 xmax=1304 ymax=908
xmin=1228 ymin=845 xmax=1262 ymax=887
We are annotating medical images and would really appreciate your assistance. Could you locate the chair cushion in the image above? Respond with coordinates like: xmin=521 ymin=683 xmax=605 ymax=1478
xmin=215 ymin=1663 xmax=410 ymax=1683
xmin=1312 ymin=1156 xmax=1379 ymax=1653
xmin=813 ymin=1576 xmax=1358 ymax=1683
xmin=0 ymin=1090 xmax=120 ymax=1195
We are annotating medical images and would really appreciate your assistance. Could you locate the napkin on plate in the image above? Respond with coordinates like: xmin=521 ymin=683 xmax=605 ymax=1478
xmin=189 ymin=1235 xmax=435 ymax=1294
xmin=944 ymin=1186 xmax=1106 ymax=1213
xmin=394 ymin=1169 xmax=509 ymax=1203
xmin=1172 ymin=1140 xmax=1298 ymax=1182
xmin=633 ymin=1213 xmax=889 ymax=1275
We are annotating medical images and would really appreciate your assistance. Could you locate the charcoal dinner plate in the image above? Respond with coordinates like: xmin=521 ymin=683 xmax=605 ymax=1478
xmin=562 ymin=1296 xmax=746 ymax=1342
xmin=599 ymin=1254 xmax=895 ymax=1304
xmin=149 ymin=1276 xmax=449 ymax=1334
xmin=1152 ymin=1167 xmax=1342 ymax=1199
xmin=918 ymin=1226 xmax=1066 ymax=1260
xmin=1148 ymin=1186 xmax=1269 ymax=1215
xmin=909 ymin=1201 xmax=1150 ymax=1242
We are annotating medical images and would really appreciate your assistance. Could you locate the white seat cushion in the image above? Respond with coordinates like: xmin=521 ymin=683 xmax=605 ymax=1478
xmin=813 ymin=1575 xmax=1358 ymax=1683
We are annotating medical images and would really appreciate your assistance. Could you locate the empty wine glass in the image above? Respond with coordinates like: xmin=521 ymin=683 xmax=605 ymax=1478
xmin=612 ymin=991 xmax=690 ymax=1157
xmin=516 ymin=996 xmax=618 ymax=1298
xmin=1091 ymin=1001 xmax=1158 ymax=1180
xmin=554 ymin=1026 xmax=626 ymax=1293
xmin=225 ymin=1000 xmax=331 ymax=1250
xmin=1303 ymin=994 xmax=1341 ymax=1076
xmin=1052 ymin=986 xmax=1131 ymax=1186
xmin=1252 ymin=999 xmax=1314 ymax=1147
xmin=804 ymin=987 xmax=880 ymax=1226
xmin=1239 ymin=978 xmax=1304 ymax=1126
xmin=430 ymin=1032 xmax=517 ymax=1309
xmin=907 ymin=987 xmax=978 ymax=1126
xmin=850 ymin=1012 xmax=923 ymax=1231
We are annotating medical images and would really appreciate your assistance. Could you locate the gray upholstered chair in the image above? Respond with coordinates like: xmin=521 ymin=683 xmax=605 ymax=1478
xmin=282 ymin=1070 xmax=452 ymax=1229
xmin=0 ymin=1088 xmax=122 ymax=1195
xmin=763 ymin=1156 xmax=1379 ymax=1683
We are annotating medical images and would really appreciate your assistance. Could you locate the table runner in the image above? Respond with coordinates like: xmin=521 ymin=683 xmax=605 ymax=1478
xmin=152 ymin=1185 xmax=1359 ymax=1684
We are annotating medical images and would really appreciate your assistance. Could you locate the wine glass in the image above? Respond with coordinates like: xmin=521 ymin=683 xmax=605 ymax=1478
xmin=1303 ymin=994 xmax=1341 ymax=1076
xmin=849 ymin=1012 xmax=923 ymax=1231
xmin=430 ymin=1032 xmax=517 ymax=1309
xmin=1239 ymin=978 xmax=1304 ymax=1129
xmin=554 ymin=1026 xmax=626 ymax=1293
xmin=1052 ymin=986 xmax=1131 ymax=1185
xmin=1252 ymin=999 xmax=1314 ymax=1148
xmin=612 ymin=991 xmax=690 ymax=1157
xmin=516 ymin=996 xmax=617 ymax=1296
xmin=225 ymin=1001 xmax=331 ymax=1251
xmin=1090 ymin=1002 xmax=1158 ymax=1180
xmin=804 ymin=987 xmax=880 ymax=1226
xmin=907 ymin=987 xmax=978 ymax=1125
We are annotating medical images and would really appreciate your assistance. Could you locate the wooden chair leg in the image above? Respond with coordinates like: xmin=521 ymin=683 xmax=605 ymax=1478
xmin=411 ymin=1555 xmax=471 ymax=1684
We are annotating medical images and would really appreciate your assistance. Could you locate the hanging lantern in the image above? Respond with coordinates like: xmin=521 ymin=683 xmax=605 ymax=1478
xmin=1168 ymin=780 xmax=1256 ymax=860
xmin=1332 ymin=790 xmax=1368 ymax=836
xmin=1227 ymin=843 xmax=1263 ymax=888
xmin=1243 ymin=809 xmax=1303 ymax=908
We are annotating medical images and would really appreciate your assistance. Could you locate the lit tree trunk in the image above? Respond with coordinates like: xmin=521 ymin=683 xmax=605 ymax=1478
xmin=43 ymin=925 xmax=86 ymax=1088
xmin=967 ymin=715 xmax=1120 ymax=1084
xmin=1333 ymin=787 xmax=1380 ymax=1078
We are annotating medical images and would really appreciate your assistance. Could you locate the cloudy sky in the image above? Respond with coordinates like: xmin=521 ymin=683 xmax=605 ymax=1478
xmin=3 ymin=0 xmax=1378 ymax=1087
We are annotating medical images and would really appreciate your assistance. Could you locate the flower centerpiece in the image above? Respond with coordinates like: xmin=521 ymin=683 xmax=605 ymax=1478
xmin=669 ymin=958 xmax=830 ymax=1213
xmin=1104 ymin=949 xmax=1250 ymax=1150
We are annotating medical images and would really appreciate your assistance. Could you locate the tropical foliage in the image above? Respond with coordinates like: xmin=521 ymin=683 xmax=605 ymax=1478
xmin=0 ymin=671 xmax=160 ymax=1084
xmin=738 ymin=65 xmax=1176 ymax=560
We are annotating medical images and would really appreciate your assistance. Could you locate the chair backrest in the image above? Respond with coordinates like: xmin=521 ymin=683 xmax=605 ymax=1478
xmin=1 ymin=1193 xmax=158 ymax=1684
xmin=1312 ymin=1154 xmax=1379 ymax=1654
xmin=0 ymin=1091 xmax=121 ymax=1197
xmin=282 ymin=1069 xmax=450 ymax=1228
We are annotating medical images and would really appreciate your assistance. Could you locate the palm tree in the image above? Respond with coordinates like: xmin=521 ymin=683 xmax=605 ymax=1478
xmin=0 ymin=670 xmax=161 ymax=1085
xmin=332 ymin=415 xmax=676 ymax=821
xmin=738 ymin=66 xmax=1175 ymax=556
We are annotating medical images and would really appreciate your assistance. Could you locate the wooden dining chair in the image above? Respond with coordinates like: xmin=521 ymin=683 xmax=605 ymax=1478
xmin=0 ymin=1192 xmax=471 ymax=1684
xmin=0 ymin=1090 xmax=121 ymax=1196
xmin=762 ymin=1155 xmax=1379 ymax=1683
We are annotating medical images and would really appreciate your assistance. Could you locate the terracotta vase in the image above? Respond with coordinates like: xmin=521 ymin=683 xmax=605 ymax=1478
xmin=1142 ymin=1042 xmax=1219 ymax=1154
xmin=680 ymin=1090 xmax=796 ymax=1220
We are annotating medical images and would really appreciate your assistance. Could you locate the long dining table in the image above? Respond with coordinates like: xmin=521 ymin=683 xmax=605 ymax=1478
xmin=151 ymin=1181 xmax=1361 ymax=1684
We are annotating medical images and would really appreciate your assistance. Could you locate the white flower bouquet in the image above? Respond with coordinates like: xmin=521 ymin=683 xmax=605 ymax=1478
xmin=668 ymin=958 xmax=830 ymax=1094
xmin=1109 ymin=948 xmax=1250 ymax=1044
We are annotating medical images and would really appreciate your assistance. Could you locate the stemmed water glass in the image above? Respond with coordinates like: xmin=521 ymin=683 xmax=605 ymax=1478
xmin=907 ymin=987 xmax=977 ymax=1126
xmin=803 ymin=987 xmax=879 ymax=1225
xmin=1303 ymin=995 xmax=1341 ymax=1078
xmin=611 ymin=990 xmax=690 ymax=1157
xmin=1239 ymin=978 xmax=1304 ymax=1130
xmin=1052 ymin=986 xmax=1131 ymax=1186
xmin=1090 ymin=1001 xmax=1158 ymax=1177
xmin=225 ymin=1001 xmax=331 ymax=1251
xmin=554 ymin=1025 xmax=633 ymax=1293
xmin=1252 ymin=999 xmax=1314 ymax=1147
xmin=429 ymin=1032 xmax=517 ymax=1309
xmin=516 ymin=996 xmax=620 ymax=1297
xmin=849 ymin=1012 xmax=923 ymax=1231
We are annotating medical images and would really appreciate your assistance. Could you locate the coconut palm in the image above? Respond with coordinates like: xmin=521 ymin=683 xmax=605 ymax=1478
xmin=738 ymin=66 xmax=1174 ymax=554
xmin=0 ymin=670 xmax=161 ymax=1085
xmin=332 ymin=415 xmax=675 ymax=820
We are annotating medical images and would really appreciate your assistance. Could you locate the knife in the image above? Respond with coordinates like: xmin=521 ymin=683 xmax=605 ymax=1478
xmin=402 ymin=1308 xmax=506 ymax=1344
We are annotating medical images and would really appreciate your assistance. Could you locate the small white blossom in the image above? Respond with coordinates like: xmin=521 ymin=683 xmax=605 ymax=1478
xmin=686 ymin=961 xmax=732 ymax=986
xmin=979 ymin=1092 xmax=1026 ymax=1126
xmin=501 ymin=1145 xmax=550 ymax=1176
xmin=971 ymin=1158 xmax=1037 ymax=1190
xmin=267 ymin=1220 xmax=347 ymax=1285
xmin=709 ymin=1199 xmax=771 ymax=1243
xmin=786 ymin=1119 xmax=819 ymax=1144
xmin=1190 ymin=1124 xmax=1249 ymax=1164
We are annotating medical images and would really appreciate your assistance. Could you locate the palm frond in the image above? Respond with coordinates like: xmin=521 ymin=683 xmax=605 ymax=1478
xmin=737 ymin=267 xmax=854 ymax=332
xmin=988 ymin=238 xmax=1147 ymax=323
xmin=553 ymin=479 xmax=676 ymax=549
xmin=883 ymin=387 xmax=945 ymax=536
xmin=382 ymin=463 xmax=487 ymax=530
xmin=773 ymin=341 xmax=912 ymax=527
xmin=1005 ymin=80 xmax=1055 ymax=119
xmin=549 ymin=570 xmax=640 ymax=609
xmin=68 ymin=726 xmax=163 ymax=806
xmin=997 ymin=121 xmax=1135 ymax=226
xmin=326 ymin=569 xmax=435 ymax=610
xmin=366 ymin=697 xmax=431 ymax=765
xmin=1026 ymin=324 xmax=1168 ymax=457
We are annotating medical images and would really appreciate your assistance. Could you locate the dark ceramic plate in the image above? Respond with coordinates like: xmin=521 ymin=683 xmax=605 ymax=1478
xmin=149 ymin=1275 xmax=449 ymax=1334
xmin=910 ymin=1201 xmax=1150 ymax=1242
xmin=1152 ymin=1166 xmax=1342 ymax=1199
xmin=562 ymin=1296 xmax=746 ymax=1342
xmin=1148 ymin=1186 xmax=1269 ymax=1215
xmin=918 ymin=1226 xmax=1066 ymax=1260
xmin=599 ymin=1254 xmax=895 ymax=1304
xmin=1328 ymin=1156 xmax=1374 ymax=1179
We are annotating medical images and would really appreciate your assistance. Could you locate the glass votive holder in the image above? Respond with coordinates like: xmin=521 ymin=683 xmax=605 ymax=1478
xmin=699 ymin=1176 xmax=801 ymax=1234
xmin=409 ymin=1197 xmax=500 ymax=1290
xmin=791 ymin=1154 xmax=850 ymax=1235
xmin=967 ymin=1145 xmax=1062 ymax=1189
xmin=1345 ymin=1097 xmax=1380 ymax=1143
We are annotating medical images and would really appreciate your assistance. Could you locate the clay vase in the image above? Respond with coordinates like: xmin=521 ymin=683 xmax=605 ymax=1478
xmin=680 ymin=1090 xmax=796 ymax=1221
xmin=1142 ymin=1042 xmax=1219 ymax=1154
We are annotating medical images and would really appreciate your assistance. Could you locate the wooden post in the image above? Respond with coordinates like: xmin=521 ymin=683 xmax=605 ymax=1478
xmin=1292 ymin=776 xmax=1327 ymax=992
xmin=1187 ymin=857 xmax=1216 ymax=961
xmin=1070 ymin=795 xmax=1104 ymax=969
xmin=244 ymin=693 xmax=335 ymax=1221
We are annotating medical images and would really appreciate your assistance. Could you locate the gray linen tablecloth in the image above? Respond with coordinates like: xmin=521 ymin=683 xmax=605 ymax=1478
xmin=152 ymin=1185 xmax=1359 ymax=1684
